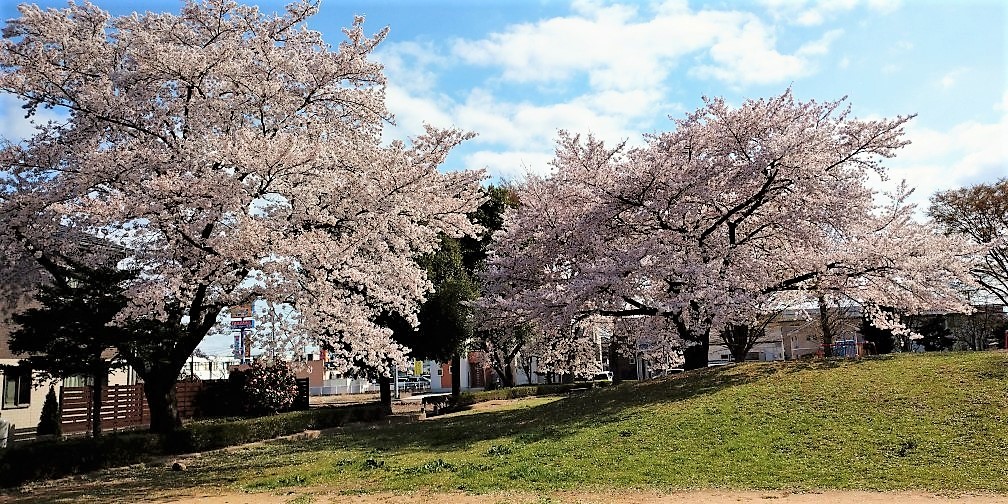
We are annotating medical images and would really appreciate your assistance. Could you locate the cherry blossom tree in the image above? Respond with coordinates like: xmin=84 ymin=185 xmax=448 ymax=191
xmin=0 ymin=0 xmax=482 ymax=433
xmin=480 ymin=91 xmax=978 ymax=371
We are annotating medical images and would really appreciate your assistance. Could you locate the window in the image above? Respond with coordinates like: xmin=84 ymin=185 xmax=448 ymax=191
xmin=3 ymin=367 xmax=32 ymax=409
xmin=63 ymin=375 xmax=92 ymax=388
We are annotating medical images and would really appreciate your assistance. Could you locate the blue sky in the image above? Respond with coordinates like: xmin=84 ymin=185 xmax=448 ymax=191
xmin=2 ymin=0 xmax=1005 ymax=207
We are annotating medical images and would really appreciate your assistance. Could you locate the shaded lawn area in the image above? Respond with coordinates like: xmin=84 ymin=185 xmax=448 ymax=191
xmin=8 ymin=352 xmax=1008 ymax=503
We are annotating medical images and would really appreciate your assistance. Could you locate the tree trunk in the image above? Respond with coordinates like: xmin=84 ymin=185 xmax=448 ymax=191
xmin=502 ymin=358 xmax=515 ymax=387
xmin=608 ymin=337 xmax=622 ymax=384
xmin=450 ymin=354 xmax=462 ymax=399
xmin=818 ymin=296 xmax=834 ymax=358
xmin=724 ymin=325 xmax=751 ymax=363
xmin=144 ymin=376 xmax=181 ymax=435
xmin=378 ymin=376 xmax=392 ymax=416
xmin=683 ymin=332 xmax=710 ymax=370
xmin=90 ymin=368 xmax=107 ymax=439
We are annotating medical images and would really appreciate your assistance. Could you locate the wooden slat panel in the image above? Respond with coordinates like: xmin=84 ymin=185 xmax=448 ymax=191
xmin=59 ymin=384 xmax=150 ymax=434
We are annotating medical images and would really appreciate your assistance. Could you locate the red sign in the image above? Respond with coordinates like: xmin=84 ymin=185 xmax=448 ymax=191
xmin=230 ymin=319 xmax=255 ymax=329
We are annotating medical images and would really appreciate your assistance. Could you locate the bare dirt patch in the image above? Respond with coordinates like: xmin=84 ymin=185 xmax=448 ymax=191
xmin=133 ymin=488 xmax=1008 ymax=504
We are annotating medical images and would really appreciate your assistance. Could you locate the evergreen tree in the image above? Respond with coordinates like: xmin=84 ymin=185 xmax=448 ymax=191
xmin=860 ymin=317 xmax=895 ymax=355
xmin=36 ymin=385 xmax=61 ymax=437
xmin=9 ymin=266 xmax=132 ymax=438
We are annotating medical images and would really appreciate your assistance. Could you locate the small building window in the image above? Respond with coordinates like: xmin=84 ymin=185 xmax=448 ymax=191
xmin=3 ymin=367 xmax=32 ymax=409
xmin=63 ymin=375 xmax=92 ymax=388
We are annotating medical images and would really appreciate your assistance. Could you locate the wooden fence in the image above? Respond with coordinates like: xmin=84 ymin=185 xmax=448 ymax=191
xmin=59 ymin=384 xmax=148 ymax=434
xmin=56 ymin=378 xmax=310 ymax=436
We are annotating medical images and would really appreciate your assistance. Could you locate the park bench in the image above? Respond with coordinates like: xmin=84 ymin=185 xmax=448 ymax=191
xmin=421 ymin=395 xmax=452 ymax=416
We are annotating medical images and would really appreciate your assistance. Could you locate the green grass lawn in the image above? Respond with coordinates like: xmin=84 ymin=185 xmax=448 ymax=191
xmin=24 ymin=352 xmax=1008 ymax=500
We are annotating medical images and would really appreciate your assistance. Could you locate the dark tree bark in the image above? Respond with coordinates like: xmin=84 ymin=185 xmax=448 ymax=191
xmin=121 ymin=302 xmax=222 ymax=435
xmin=377 ymin=376 xmax=393 ymax=416
xmin=683 ymin=332 xmax=710 ymax=370
xmin=720 ymin=324 xmax=768 ymax=363
xmin=521 ymin=356 xmax=534 ymax=385
xmin=818 ymin=296 xmax=834 ymax=358
xmin=90 ymin=366 xmax=108 ymax=438
xmin=143 ymin=375 xmax=181 ymax=434
xmin=502 ymin=360 xmax=515 ymax=387
xmin=722 ymin=324 xmax=752 ymax=363
xmin=608 ymin=337 xmax=623 ymax=384
xmin=450 ymin=353 xmax=462 ymax=399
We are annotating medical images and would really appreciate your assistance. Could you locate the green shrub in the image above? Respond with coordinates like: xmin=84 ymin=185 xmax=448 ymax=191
xmin=162 ymin=404 xmax=383 ymax=454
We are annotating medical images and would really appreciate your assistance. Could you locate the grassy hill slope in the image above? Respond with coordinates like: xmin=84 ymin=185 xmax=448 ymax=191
xmin=66 ymin=352 xmax=1008 ymax=497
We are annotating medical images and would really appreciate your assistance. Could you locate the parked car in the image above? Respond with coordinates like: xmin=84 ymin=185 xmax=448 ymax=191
xmin=591 ymin=371 xmax=613 ymax=382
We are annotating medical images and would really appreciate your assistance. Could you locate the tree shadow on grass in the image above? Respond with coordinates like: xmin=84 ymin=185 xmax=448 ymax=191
xmin=327 ymin=363 xmax=768 ymax=452
xmin=0 ymin=462 xmax=253 ymax=503
xmin=327 ymin=355 xmax=907 ymax=453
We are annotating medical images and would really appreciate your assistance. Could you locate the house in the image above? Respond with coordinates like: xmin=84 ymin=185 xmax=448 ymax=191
xmin=179 ymin=354 xmax=241 ymax=381
xmin=708 ymin=307 xmax=866 ymax=363
xmin=1 ymin=297 xmax=139 ymax=437
xmin=433 ymin=352 xmax=496 ymax=391
xmin=0 ymin=323 xmax=44 ymax=434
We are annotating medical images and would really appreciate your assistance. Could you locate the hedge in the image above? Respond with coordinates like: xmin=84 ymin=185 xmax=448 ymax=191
xmin=162 ymin=404 xmax=382 ymax=453
xmin=0 ymin=433 xmax=159 ymax=487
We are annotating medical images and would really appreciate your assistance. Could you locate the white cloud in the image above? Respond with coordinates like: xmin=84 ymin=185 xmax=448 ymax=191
xmin=451 ymin=4 xmax=828 ymax=90
xmin=0 ymin=94 xmax=66 ymax=143
xmin=759 ymin=0 xmax=900 ymax=26
xmin=690 ymin=17 xmax=807 ymax=85
xmin=883 ymin=103 xmax=1008 ymax=211
xmin=374 ymin=41 xmax=449 ymax=94
xmin=938 ymin=68 xmax=967 ymax=90
xmin=386 ymin=84 xmax=655 ymax=150
xmin=464 ymin=150 xmax=556 ymax=180
xmin=798 ymin=29 xmax=844 ymax=57
xmin=381 ymin=84 xmax=455 ymax=142
xmin=380 ymin=1 xmax=867 ymax=180
xmin=381 ymin=82 xmax=671 ymax=180
xmin=795 ymin=10 xmax=824 ymax=26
